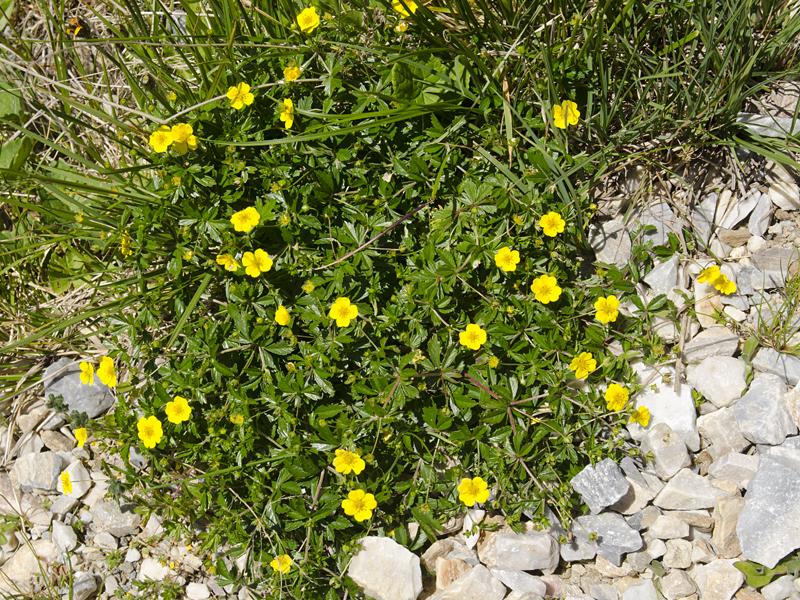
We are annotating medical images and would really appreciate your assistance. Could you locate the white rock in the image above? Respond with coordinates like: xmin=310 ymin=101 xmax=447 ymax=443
xmin=71 ymin=571 xmax=98 ymax=600
xmin=505 ymin=593 xmax=543 ymax=600
xmin=640 ymin=423 xmax=691 ymax=480
xmin=422 ymin=539 xmax=478 ymax=572
xmin=478 ymin=531 xmax=558 ymax=572
xmin=634 ymin=201 xmax=685 ymax=247
xmin=660 ymin=569 xmax=697 ymax=600
xmin=610 ymin=458 xmax=664 ymax=515
xmin=489 ymin=569 xmax=546 ymax=595
xmin=461 ymin=508 xmax=483 ymax=550
xmin=751 ymin=247 xmax=800 ymax=290
xmin=692 ymin=559 xmax=744 ymax=600
xmin=621 ymin=579 xmax=657 ymax=600
xmin=52 ymin=521 xmax=77 ymax=553
xmin=718 ymin=189 xmax=760 ymax=229
xmin=695 ymin=280 xmax=725 ymax=329
xmin=587 ymin=582 xmax=618 ymax=600
xmin=0 ymin=540 xmax=56 ymax=595
xmin=57 ymin=460 xmax=92 ymax=499
xmin=138 ymin=557 xmax=171 ymax=582
xmin=142 ymin=513 xmax=164 ymax=538
xmin=748 ymin=192 xmax=773 ymax=237
xmin=683 ymin=327 xmax=739 ymax=363
xmin=738 ymin=455 xmax=800 ymax=568
xmin=723 ymin=305 xmax=748 ymax=322
xmin=91 ymin=501 xmax=141 ymax=537
xmin=752 ymin=348 xmax=800 ymax=386
xmin=570 ymin=459 xmax=630 ymax=514
xmin=762 ymin=575 xmax=795 ymax=600
xmin=93 ymin=531 xmax=117 ymax=550
xmin=692 ymin=538 xmax=717 ymax=564
xmin=787 ymin=386 xmax=800 ymax=429
xmin=648 ymin=514 xmax=690 ymax=540
xmin=737 ymin=113 xmax=800 ymax=139
xmin=629 ymin=384 xmax=700 ymax=452
xmin=644 ymin=536 xmax=667 ymax=559
xmin=767 ymin=163 xmax=800 ymax=210
xmin=590 ymin=218 xmax=632 ymax=267
xmin=125 ymin=548 xmax=141 ymax=562
xmin=697 ymin=407 xmax=750 ymax=459
xmin=687 ymin=357 xmax=747 ymax=407
xmin=654 ymin=469 xmax=727 ymax=510
xmin=712 ymin=496 xmax=745 ymax=559
xmin=104 ymin=575 xmax=119 ymax=596
xmin=708 ymin=452 xmax=759 ymax=489
xmin=734 ymin=375 xmax=796 ymax=445
xmin=348 ymin=537 xmax=422 ymax=600
xmin=429 ymin=564 xmax=506 ymax=600
xmin=11 ymin=451 xmax=63 ymax=492
xmin=574 ymin=513 xmax=642 ymax=566
xmin=663 ymin=539 xmax=693 ymax=569
xmin=644 ymin=256 xmax=680 ymax=296
xmin=187 ymin=582 xmax=211 ymax=600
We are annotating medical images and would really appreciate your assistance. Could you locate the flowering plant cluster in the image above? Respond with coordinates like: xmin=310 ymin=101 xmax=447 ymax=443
xmin=35 ymin=3 xmax=687 ymax=596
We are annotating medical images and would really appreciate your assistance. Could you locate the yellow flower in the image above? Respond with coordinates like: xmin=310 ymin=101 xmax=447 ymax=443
xmin=539 ymin=211 xmax=566 ymax=237
xmin=227 ymin=82 xmax=255 ymax=111
xmin=242 ymin=249 xmax=273 ymax=277
xmin=284 ymin=65 xmax=301 ymax=82
xmin=715 ymin=275 xmax=736 ymax=295
xmin=697 ymin=265 xmax=721 ymax=284
xmin=137 ymin=415 xmax=163 ymax=449
xmin=74 ymin=427 xmax=88 ymax=448
xmin=302 ymin=280 xmax=315 ymax=293
xmin=165 ymin=396 xmax=192 ymax=424
xmin=530 ymin=274 xmax=562 ymax=304
xmin=79 ymin=361 xmax=95 ymax=385
xmin=96 ymin=356 xmax=117 ymax=389
xmin=594 ymin=295 xmax=620 ymax=324
xmin=120 ymin=232 xmax=133 ymax=257
xmin=629 ymin=406 xmax=651 ymax=427
xmin=229 ymin=413 xmax=245 ymax=426
xmin=457 ymin=477 xmax=490 ymax=507
xmin=60 ymin=470 xmax=73 ymax=496
xmin=341 ymin=489 xmax=377 ymax=522
xmin=698 ymin=265 xmax=736 ymax=295
xmin=296 ymin=6 xmax=320 ymax=33
xmin=488 ymin=356 xmax=500 ymax=369
xmin=170 ymin=123 xmax=198 ymax=155
xmin=459 ymin=323 xmax=487 ymax=351
xmin=216 ymin=253 xmax=240 ymax=272
xmin=494 ymin=247 xmax=520 ymax=272
xmin=149 ymin=125 xmax=174 ymax=153
xmin=569 ymin=352 xmax=597 ymax=380
xmin=230 ymin=206 xmax=261 ymax=233
xmin=275 ymin=305 xmax=291 ymax=326
xmin=553 ymin=100 xmax=580 ymax=129
xmin=604 ymin=383 xmax=629 ymax=411
xmin=270 ymin=554 xmax=293 ymax=574
xmin=395 ymin=20 xmax=409 ymax=32
xmin=329 ymin=297 xmax=359 ymax=327
xmin=392 ymin=0 xmax=418 ymax=17
xmin=167 ymin=91 xmax=177 ymax=102
xmin=279 ymin=98 xmax=294 ymax=129
xmin=182 ymin=249 xmax=194 ymax=261
xmin=333 ymin=449 xmax=366 ymax=475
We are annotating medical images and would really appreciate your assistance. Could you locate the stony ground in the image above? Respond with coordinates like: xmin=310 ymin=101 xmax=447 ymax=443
xmin=2 ymin=94 xmax=800 ymax=600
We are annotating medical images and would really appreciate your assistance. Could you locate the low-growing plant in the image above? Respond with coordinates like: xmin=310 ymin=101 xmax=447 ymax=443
xmin=1 ymin=0 xmax=799 ymax=597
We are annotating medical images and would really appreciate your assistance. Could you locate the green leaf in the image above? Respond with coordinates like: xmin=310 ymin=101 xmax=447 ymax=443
xmin=0 ymin=81 xmax=23 ymax=120
xmin=0 ymin=137 xmax=31 ymax=170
